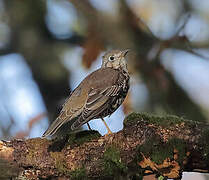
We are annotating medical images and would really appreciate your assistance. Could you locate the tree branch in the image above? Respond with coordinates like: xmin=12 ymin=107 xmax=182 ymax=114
xmin=1 ymin=112 xmax=209 ymax=179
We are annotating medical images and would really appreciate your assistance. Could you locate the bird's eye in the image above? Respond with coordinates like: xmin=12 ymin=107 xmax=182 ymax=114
xmin=109 ymin=56 xmax=114 ymax=61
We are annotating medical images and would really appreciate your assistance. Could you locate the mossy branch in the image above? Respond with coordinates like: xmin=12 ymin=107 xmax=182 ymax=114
xmin=0 ymin=112 xmax=209 ymax=179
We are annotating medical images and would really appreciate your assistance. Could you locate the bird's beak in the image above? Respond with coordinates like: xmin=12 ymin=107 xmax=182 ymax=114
xmin=122 ymin=49 xmax=130 ymax=57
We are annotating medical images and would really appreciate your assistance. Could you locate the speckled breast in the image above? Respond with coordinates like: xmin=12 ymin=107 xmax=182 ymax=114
xmin=100 ymin=70 xmax=130 ymax=118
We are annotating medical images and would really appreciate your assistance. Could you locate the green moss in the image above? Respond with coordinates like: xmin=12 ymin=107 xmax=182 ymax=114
xmin=50 ymin=152 xmax=70 ymax=174
xmin=138 ymin=136 xmax=173 ymax=164
xmin=67 ymin=130 xmax=101 ymax=146
xmin=167 ymin=138 xmax=186 ymax=164
xmin=124 ymin=112 xmax=187 ymax=128
xmin=123 ymin=112 xmax=142 ymax=127
xmin=51 ymin=152 xmax=87 ymax=179
xmin=71 ymin=168 xmax=86 ymax=180
xmin=200 ymin=128 xmax=209 ymax=163
xmin=103 ymin=146 xmax=127 ymax=176
xmin=137 ymin=136 xmax=186 ymax=165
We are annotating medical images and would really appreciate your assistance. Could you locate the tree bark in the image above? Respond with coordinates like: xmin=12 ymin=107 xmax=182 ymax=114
xmin=1 ymin=112 xmax=209 ymax=179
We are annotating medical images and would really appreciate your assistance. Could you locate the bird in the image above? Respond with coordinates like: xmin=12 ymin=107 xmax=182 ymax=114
xmin=42 ymin=49 xmax=130 ymax=137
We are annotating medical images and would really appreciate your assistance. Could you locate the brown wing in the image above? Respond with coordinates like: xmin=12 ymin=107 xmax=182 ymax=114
xmin=71 ymin=68 xmax=123 ymax=130
xmin=42 ymin=83 xmax=89 ymax=137
xmin=61 ymin=68 xmax=120 ymax=120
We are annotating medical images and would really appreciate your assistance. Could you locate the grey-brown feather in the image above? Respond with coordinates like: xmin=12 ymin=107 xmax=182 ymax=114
xmin=42 ymin=49 xmax=130 ymax=137
xmin=71 ymin=68 xmax=129 ymax=130
xmin=42 ymin=68 xmax=129 ymax=137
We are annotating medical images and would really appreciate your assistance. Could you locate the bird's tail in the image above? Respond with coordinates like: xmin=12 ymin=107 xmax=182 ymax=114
xmin=42 ymin=117 xmax=65 ymax=138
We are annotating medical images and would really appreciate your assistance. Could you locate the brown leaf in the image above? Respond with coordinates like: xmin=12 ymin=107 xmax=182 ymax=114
xmin=138 ymin=151 xmax=182 ymax=179
xmin=82 ymin=28 xmax=104 ymax=69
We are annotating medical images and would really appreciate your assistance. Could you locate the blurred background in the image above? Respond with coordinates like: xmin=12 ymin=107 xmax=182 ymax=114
xmin=0 ymin=0 xmax=209 ymax=178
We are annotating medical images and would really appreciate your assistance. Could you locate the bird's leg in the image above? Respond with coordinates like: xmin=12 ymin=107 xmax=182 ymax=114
xmin=87 ymin=122 xmax=92 ymax=130
xmin=101 ymin=117 xmax=112 ymax=134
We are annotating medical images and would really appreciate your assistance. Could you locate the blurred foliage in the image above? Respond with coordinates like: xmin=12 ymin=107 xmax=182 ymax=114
xmin=1 ymin=0 xmax=209 ymax=138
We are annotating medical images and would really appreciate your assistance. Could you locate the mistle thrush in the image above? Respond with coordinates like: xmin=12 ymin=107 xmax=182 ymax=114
xmin=42 ymin=49 xmax=130 ymax=137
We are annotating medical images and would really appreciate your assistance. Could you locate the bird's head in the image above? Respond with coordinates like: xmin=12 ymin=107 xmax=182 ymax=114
xmin=101 ymin=49 xmax=129 ymax=72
